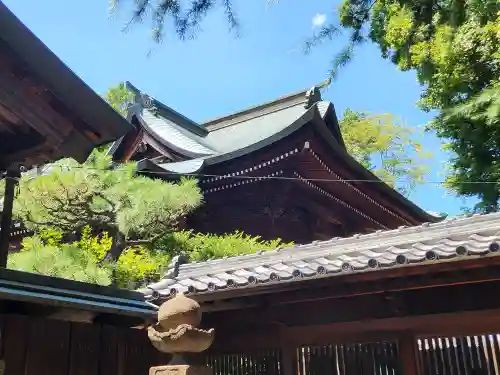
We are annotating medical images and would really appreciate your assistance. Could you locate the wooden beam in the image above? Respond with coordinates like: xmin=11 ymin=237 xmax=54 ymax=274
xmin=208 ymin=325 xmax=282 ymax=353
xmin=258 ymin=260 xmax=500 ymax=307
xmin=294 ymin=163 xmax=380 ymax=230
xmin=207 ymin=308 xmax=500 ymax=354
xmin=202 ymin=280 xmax=500 ymax=332
xmin=299 ymin=150 xmax=404 ymax=228
xmin=293 ymin=181 xmax=360 ymax=233
xmin=1 ymin=141 xmax=54 ymax=170
xmin=0 ymin=42 xmax=97 ymax=140
xmin=283 ymin=309 xmax=500 ymax=348
xmin=193 ymin=257 xmax=500 ymax=305
xmin=113 ymin=128 xmax=142 ymax=163
xmin=141 ymin=132 xmax=180 ymax=162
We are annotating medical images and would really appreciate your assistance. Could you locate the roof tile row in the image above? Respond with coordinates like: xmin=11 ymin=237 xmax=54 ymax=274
xmin=141 ymin=213 xmax=500 ymax=301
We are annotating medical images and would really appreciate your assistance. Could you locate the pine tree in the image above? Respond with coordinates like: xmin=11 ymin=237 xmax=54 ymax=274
xmin=13 ymin=151 xmax=202 ymax=261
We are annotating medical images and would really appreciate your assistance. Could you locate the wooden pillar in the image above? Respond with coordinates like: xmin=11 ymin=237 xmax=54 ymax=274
xmin=0 ymin=166 xmax=20 ymax=268
xmin=280 ymin=327 xmax=297 ymax=375
xmin=398 ymin=331 xmax=420 ymax=375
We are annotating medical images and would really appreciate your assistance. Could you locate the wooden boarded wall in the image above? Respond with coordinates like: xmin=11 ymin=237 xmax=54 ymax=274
xmin=0 ymin=314 xmax=170 ymax=375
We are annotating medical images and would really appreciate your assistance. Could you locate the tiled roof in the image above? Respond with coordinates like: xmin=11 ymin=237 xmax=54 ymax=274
xmin=122 ymin=83 xmax=343 ymax=168
xmin=140 ymin=212 xmax=500 ymax=301
xmin=139 ymin=107 xmax=215 ymax=158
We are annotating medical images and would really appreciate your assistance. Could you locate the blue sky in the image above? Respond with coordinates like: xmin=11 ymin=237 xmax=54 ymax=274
xmin=4 ymin=0 xmax=478 ymax=215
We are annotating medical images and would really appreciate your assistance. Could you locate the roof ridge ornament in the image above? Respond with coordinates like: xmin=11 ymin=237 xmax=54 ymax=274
xmin=163 ymin=255 xmax=188 ymax=279
xmin=305 ymin=77 xmax=330 ymax=108
xmin=138 ymin=93 xmax=161 ymax=116
xmin=141 ymin=94 xmax=153 ymax=108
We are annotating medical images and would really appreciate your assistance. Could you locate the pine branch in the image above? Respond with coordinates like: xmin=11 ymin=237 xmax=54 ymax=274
xmin=222 ymin=0 xmax=240 ymax=34
xmin=303 ymin=24 xmax=341 ymax=54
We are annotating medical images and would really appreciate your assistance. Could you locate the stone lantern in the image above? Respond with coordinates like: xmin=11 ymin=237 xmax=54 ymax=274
xmin=148 ymin=293 xmax=215 ymax=375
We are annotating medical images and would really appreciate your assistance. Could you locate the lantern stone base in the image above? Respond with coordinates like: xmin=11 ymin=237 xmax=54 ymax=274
xmin=150 ymin=365 xmax=212 ymax=375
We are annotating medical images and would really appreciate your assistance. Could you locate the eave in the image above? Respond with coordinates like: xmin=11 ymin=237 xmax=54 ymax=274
xmin=0 ymin=2 xmax=132 ymax=169
xmin=0 ymin=268 xmax=156 ymax=326
xmin=310 ymin=117 xmax=440 ymax=224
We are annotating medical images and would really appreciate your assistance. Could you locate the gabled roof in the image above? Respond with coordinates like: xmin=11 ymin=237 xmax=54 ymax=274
xmin=140 ymin=212 xmax=500 ymax=301
xmin=111 ymin=81 xmax=344 ymax=173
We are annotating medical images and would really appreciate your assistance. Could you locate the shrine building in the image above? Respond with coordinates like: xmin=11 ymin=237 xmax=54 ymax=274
xmin=110 ymin=82 xmax=441 ymax=244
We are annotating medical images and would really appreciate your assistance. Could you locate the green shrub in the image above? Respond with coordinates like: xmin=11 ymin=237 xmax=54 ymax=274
xmin=155 ymin=230 xmax=292 ymax=262
xmin=8 ymin=228 xmax=292 ymax=288
xmin=8 ymin=235 xmax=112 ymax=285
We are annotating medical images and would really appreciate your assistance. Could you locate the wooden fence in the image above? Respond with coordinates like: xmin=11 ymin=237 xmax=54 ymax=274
xmin=203 ymin=334 xmax=500 ymax=375
xmin=0 ymin=314 xmax=169 ymax=375
xmin=418 ymin=335 xmax=500 ymax=375
xmin=4 ymin=313 xmax=499 ymax=375
xmin=296 ymin=341 xmax=400 ymax=375
xmin=205 ymin=350 xmax=283 ymax=375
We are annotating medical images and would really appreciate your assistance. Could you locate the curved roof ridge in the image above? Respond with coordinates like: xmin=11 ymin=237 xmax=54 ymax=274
xmin=202 ymin=80 xmax=328 ymax=130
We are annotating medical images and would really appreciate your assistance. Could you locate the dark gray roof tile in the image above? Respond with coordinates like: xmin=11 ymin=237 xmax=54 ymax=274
xmin=140 ymin=213 xmax=500 ymax=299
xmin=139 ymin=108 xmax=215 ymax=158
xmin=141 ymin=212 xmax=500 ymax=300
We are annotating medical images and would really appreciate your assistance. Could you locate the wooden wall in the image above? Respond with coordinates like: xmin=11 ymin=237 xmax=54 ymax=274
xmin=0 ymin=314 xmax=170 ymax=375
xmin=203 ymin=334 xmax=500 ymax=375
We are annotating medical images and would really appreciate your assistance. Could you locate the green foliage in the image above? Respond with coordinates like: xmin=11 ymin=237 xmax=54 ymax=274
xmin=110 ymin=0 xmax=239 ymax=43
xmin=104 ymin=83 xmax=135 ymax=117
xmin=39 ymin=229 xmax=63 ymax=246
xmin=14 ymin=150 xmax=202 ymax=260
xmin=109 ymin=230 xmax=291 ymax=288
xmin=0 ymin=178 xmax=4 ymax=204
xmin=114 ymin=246 xmax=171 ymax=288
xmin=8 ymin=232 xmax=112 ymax=285
xmin=155 ymin=230 xmax=291 ymax=262
xmin=78 ymin=225 xmax=113 ymax=260
xmin=7 ymin=226 xmax=289 ymax=288
xmin=7 ymin=225 xmax=158 ymax=287
xmin=340 ymin=109 xmax=431 ymax=195
xmin=437 ymin=82 xmax=500 ymax=212
xmin=114 ymin=230 xmax=290 ymax=288
xmin=307 ymin=0 xmax=500 ymax=211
